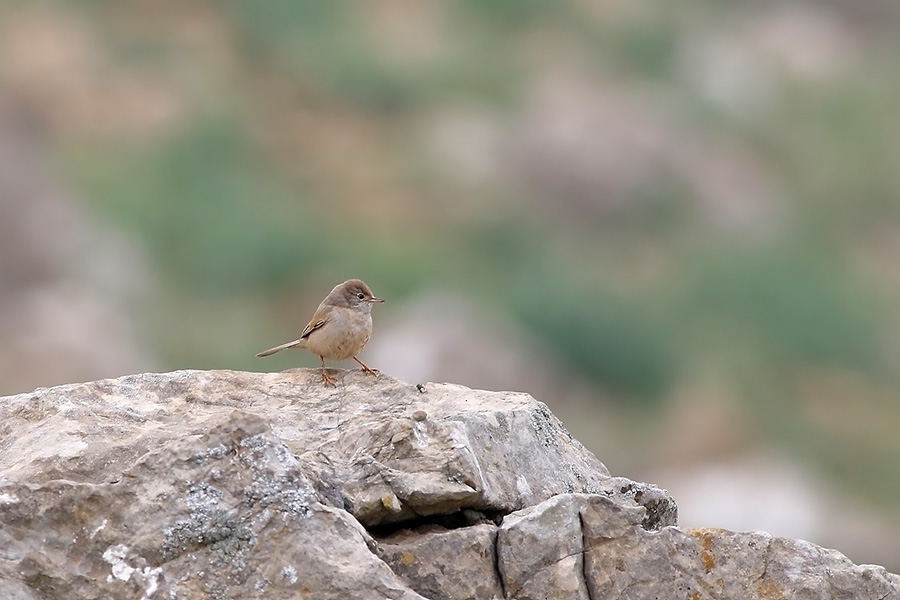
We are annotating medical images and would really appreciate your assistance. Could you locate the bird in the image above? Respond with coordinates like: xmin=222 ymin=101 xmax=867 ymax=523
xmin=256 ymin=279 xmax=384 ymax=385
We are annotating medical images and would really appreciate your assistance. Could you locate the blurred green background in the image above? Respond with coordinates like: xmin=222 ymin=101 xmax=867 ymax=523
xmin=1 ymin=0 xmax=899 ymax=570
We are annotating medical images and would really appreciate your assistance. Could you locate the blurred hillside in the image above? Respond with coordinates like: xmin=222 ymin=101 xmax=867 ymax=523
xmin=1 ymin=0 xmax=900 ymax=570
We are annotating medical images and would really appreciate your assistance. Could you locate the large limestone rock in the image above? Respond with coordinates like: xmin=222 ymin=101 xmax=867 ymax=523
xmin=0 ymin=369 xmax=896 ymax=599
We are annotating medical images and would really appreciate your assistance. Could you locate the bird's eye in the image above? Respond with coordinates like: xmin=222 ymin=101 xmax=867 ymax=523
xmin=357 ymin=293 xmax=365 ymax=300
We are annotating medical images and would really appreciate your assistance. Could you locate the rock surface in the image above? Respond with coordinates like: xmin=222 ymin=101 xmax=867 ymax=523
xmin=0 ymin=369 xmax=896 ymax=599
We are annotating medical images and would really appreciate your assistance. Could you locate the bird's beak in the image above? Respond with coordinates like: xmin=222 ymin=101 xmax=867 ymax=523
xmin=370 ymin=296 xmax=384 ymax=303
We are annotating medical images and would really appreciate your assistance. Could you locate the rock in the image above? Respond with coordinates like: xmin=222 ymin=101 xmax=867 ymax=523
xmin=498 ymin=494 xmax=599 ymax=600
xmin=496 ymin=492 xmax=900 ymax=600
xmin=0 ymin=369 xmax=669 ymax=599
xmin=0 ymin=369 xmax=896 ymax=599
xmin=0 ymin=370 xmax=668 ymax=527
xmin=2 ymin=412 xmax=423 ymax=600
xmin=377 ymin=524 xmax=503 ymax=600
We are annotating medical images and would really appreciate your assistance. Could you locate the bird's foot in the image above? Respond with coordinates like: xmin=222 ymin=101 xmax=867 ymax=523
xmin=353 ymin=357 xmax=379 ymax=376
xmin=321 ymin=368 xmax=337 ymax=386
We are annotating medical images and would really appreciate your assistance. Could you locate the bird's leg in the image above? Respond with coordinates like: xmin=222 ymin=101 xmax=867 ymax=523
xmin=353 ymin=356 xmax=379 ymax=376
xmin=320 ymin=356 xmax=336 ymax=386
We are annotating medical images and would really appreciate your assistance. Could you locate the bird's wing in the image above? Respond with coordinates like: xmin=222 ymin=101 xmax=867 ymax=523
xmin=300 ymin=319 xmax=326 ymax=339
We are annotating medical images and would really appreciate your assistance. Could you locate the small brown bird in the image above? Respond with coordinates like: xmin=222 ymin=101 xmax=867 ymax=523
xmin=256 ymin=279 xmax=384 ymax=385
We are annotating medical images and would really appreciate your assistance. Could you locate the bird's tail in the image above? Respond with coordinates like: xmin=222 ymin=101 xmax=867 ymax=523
xmin=256 ymin=338 xmax=305 ymax=357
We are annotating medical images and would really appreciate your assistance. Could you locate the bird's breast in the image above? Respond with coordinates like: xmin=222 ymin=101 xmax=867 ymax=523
xmin=304 ymin=309 xmax=373 ymax=360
